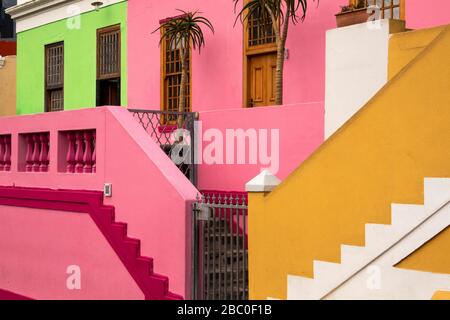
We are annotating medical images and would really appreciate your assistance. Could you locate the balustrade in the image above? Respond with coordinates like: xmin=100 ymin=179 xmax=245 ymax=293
xmin=0 ymin=135 xmax=11 ymax=172
xmin=23 ymin=132 xmax=50 ymax=172
xmin=65 ymin=130 xmax=96 ymax=174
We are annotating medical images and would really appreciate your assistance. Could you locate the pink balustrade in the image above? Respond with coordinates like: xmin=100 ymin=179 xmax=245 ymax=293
xmin=65 ymin=130 xmax=96 ymax=174
xmin=0 ymin=135 xmax=12 ymax=172
xmin=23 ymin=132 xmax=50 ymax=172
xmin=0 ymin=107 xmax=199 ymax=298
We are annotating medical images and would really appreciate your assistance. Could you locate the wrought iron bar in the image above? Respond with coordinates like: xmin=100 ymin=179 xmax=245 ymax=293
xmin=128 ymin=109 xmax=197 ymax=186
xmin=192 ymin=191 xmax=248 ymax=300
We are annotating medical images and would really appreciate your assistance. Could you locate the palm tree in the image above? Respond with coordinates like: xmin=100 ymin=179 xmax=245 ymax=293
xmin=154 ymin=10 xmax=214 ymax=127
xmin=233 ymin=0 xmax=316 ymax=105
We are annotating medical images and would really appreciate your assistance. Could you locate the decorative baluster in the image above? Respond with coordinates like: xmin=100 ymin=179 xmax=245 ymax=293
xmin=83 ymin=131 xmax=93 ymax=173
xmin=4 ymin=135 xmax=11 ymax=172
xmin=25 ymin=134 xmax=34 ymax=172
xmin=0 ymin=136 xmax=5 ymax=171
xmin=31 ymin=134 xmax=41 ymax=172
xmin=223 ymin=194 xmax=229 ymax=226
xmin=92 ymin=132 xmax=96 ymax=173
xmin=74 ymin=131 xmax=84 ymax=173
xmin=240 ymin=194 xmax=246 ymax=206
xmin=66 ymin=132 xmax=76 ymax=173
xmin=39 ymin=133 xmax=49 ymax=172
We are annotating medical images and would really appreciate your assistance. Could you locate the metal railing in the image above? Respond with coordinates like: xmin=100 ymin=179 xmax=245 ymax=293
xmin=129 ymin=109 xmax=197 ymax=186
xmin=192 ymin=192 xmax=249 ymax=300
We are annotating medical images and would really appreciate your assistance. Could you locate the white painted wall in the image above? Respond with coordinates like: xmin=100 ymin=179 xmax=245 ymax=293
xmin=324 ymin=19 xmax=398 ymax=139
xmin=9 ymin=0 xmax=126 ymax=33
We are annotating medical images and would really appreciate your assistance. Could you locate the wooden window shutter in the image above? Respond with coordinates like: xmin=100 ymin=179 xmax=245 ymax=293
xmin=45 ymin=42 xmax=64 ymax=112
xmin=97 ymin=25 xmax=121 ymax=80
xmin=161 ymin=25 xmax=192 ymax=119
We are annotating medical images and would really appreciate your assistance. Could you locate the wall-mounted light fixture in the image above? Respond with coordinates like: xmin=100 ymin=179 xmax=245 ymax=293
xmin=91 ymin=1 xmax=104 ymax=12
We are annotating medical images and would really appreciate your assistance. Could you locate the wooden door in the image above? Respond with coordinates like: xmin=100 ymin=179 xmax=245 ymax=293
xmin=247 ymin=53 xmax=276 ymax=107
xmin=96 ymin=25 xmax=121 ymax=107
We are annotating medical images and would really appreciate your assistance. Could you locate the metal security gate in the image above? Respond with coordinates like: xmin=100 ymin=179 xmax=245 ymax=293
xmin=192 ymin=193 xmax=248 ymax=300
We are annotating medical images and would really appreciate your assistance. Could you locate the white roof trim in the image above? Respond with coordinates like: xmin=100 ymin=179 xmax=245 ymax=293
xmin=6 ymin=0 xmax=74 ymax=20
xmin=5 ymin=0 xmax=126 ymax=33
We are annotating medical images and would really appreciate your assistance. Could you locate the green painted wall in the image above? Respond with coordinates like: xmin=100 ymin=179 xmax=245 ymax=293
xmin=16 ymin=2 xmax=127 ymax=114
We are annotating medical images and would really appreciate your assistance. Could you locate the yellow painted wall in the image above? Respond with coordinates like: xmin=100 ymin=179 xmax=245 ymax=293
xmin=388 ymin=26 xmax=444 ymax=80
xmin=248 ymin=26 xmax=450 ymax=300
xmin=396 ymin=227 xmax=450 ymax=274
xmin=388 ymin=26 xmax=450 ymax=284
xmin=0 ymin=56 xmax=16 ymax=117
xmin=432 ymin=291 xmax=450 ymax=300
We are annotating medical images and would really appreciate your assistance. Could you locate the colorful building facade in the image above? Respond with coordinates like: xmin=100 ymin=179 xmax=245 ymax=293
xmin=248 ymin=23 xmax=450 ymax=299
xmin=9 ymin=0 xmax=127 ymax=114
xmin=10 ymin=0 xmax=446 ymax=114
xmin=0 ymin=0 xmax=449 ymax=300
xmin=8 ymin=1 xmax=449 ymax=192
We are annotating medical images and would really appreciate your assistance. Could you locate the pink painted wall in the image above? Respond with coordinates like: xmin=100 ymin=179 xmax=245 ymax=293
xmin=127 ymin=0 xmax=347 ymax=112
xmin=197 ymin=102 xmax=324 ymax=191
xmin=0 ymin=107 xmax=198 ymax=298
xmin=406 ymin=0 xmax=450 ymax=29
xmin=0 ymin=205 xmax=143 ymax=300
xmin=127 ymin=0 xmax=341 ymax=192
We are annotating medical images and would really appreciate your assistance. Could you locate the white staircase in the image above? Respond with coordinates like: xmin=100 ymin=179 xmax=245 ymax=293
xmin=287 ymin=178 xmax=450 ymax=300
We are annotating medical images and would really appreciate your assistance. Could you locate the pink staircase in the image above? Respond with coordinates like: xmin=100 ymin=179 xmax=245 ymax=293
xmin=0 ymin=186 xmax=182 ymax=300
xmin=92 ymin=205 xmax=183 ymax=300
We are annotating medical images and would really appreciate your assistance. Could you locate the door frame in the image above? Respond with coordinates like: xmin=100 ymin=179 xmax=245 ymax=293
xmin=96 ymin=24 xmax=121 ymax=106
xmin=241 ymin=4 xmax=277 ymax=108
xmin=96 ymin=78 xmax=121 ymax=107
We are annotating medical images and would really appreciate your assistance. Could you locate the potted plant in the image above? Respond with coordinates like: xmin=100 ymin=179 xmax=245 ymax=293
xmin=335 ymin=0 xmax=370 ymax=28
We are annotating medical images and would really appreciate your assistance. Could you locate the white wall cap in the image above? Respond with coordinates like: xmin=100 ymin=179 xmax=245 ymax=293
xmin=245 ymin=170 xmax=281 ymax=193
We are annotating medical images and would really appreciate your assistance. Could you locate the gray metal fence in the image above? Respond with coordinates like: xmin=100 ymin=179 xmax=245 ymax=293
xmin=192 ymin=192 xmax=249 ymax=300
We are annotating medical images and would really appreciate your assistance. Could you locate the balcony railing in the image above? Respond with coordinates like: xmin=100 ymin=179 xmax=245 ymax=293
xmin=129 ymin=109 xmax=197 ymax=186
